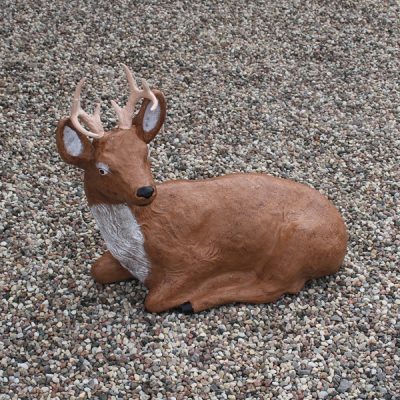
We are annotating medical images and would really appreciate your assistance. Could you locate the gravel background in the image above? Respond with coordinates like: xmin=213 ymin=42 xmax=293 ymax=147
xmin=1 ymin=1 xmax=399 ymax=399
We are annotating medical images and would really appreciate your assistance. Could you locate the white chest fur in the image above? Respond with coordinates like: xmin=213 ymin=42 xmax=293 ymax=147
xmin=90 ymin=204 xmax=150 ymax=283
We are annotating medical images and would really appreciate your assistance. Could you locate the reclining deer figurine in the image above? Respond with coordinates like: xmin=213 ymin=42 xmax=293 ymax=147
xmin=56 ymin=65 xmax=347 ymax=313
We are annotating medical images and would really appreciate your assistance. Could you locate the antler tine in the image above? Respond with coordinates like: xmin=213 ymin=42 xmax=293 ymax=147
xmin=111 ymin=64 xmax=159 ymax=129
xmin=70 ymin=78 xmax=104 ymax=139
xmin=141 ymin=78 xmax=158 ymax=111
xmin=123 ymin=63 xmax=140 ymax=93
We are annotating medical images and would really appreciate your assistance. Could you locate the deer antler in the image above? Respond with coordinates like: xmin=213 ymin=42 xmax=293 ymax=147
xmin=111 ymin=64 xmax=158 ymax=130
xmin=70 ymin=78 xmax=104 ymax=139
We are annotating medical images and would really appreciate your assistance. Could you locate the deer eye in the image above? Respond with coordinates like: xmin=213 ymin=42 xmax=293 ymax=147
xmin=96 ymin=162 xmax=110 ymax=176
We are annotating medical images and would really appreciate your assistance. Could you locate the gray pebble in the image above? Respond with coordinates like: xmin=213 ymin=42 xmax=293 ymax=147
xmin=337 ymin=379 xmax=353 ymax=393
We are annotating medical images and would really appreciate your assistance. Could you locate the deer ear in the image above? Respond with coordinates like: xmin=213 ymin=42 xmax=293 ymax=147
xmin=56 ymin=118 xmax=93 ymax=168
xmin=133 ymin=90 xmax=166 ymax=143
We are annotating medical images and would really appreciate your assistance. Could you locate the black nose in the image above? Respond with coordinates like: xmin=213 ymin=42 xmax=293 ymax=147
xmin=136 ymin=186 xmax=155 ymax=199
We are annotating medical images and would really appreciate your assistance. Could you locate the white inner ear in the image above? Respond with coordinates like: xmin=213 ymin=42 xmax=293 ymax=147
xmin=143 ymin=102 xmax=161 ymax=133
xmin=63 ymin=126 xmax=83 ymax=157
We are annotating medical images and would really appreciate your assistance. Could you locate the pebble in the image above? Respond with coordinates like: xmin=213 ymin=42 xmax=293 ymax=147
xmin=337 ymin=379 xmax=353 ymax=393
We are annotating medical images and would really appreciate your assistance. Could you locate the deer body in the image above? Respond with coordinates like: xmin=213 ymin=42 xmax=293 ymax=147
xmin=56 ymin=66 xmax=347 ymax=312
xmin=128 ymin=174 xmax=346 ymax=312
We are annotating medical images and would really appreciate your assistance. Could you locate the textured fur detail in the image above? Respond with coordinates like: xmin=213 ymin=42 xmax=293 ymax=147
xmin=90 ymin=204 xmax=150 ymax=282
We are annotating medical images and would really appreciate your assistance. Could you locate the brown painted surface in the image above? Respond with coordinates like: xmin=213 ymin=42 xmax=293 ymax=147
xmin=56 ymin=84 xmax=347 ymax=313
xmin=133 ymin=175 xmax=347 ymax=312
xmin=91 ymin=251 xmax=133 ymax=284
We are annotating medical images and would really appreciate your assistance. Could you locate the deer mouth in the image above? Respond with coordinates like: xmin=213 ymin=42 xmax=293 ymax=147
xmin=133 ymin=197 xmax=155 ymax=207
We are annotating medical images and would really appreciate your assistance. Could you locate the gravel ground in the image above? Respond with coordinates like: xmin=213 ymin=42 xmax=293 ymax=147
xmin=1 ymin=1 xmax=399 ymax=399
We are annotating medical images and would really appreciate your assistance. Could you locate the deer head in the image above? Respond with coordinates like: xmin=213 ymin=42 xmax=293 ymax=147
xmin=56 ymin=65 xmax=166 ymax=206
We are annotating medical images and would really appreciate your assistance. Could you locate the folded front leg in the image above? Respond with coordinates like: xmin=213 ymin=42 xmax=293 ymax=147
xmin=91 ymin=251 xmax=134 ymax=284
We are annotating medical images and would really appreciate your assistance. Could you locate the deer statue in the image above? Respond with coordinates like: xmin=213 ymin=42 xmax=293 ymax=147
xmin=56 ymin=65 xmax=347 ymax=313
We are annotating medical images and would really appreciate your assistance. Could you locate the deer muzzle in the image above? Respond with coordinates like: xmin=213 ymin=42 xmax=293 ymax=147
xmin=136 ymin=186 xmax=155 ymax=199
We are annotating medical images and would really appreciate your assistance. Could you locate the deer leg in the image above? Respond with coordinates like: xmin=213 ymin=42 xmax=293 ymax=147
xmin=144 ymin=258 xmax=309 ymax=313
xmin=144 ymin=270 xmax=281 ymax=313
xmin=144 ymin=278 xmax=286 ymax=313
xmin=91 ymin=251 xmax=134 ymax=284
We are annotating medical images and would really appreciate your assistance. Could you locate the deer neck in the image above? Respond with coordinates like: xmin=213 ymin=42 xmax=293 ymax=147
xmin=89 ymin=203 xmax=150 ymax=283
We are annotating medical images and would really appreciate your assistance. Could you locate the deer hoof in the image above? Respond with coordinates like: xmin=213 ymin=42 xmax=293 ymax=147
xmin=178 ymin=302 xmax=194 ymax=314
